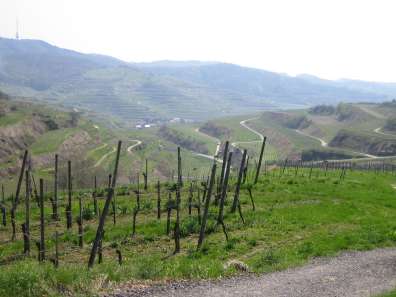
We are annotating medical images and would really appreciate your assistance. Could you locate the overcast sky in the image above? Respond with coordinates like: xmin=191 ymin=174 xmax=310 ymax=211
xmin=1 ymin=0 xmax=395 ymax=82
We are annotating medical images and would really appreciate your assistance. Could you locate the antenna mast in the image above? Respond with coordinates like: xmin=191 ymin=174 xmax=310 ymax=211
xmin=16 ymin=18 xmax=19 ymax=40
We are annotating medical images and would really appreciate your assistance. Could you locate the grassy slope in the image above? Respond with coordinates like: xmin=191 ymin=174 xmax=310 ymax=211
xmin=204 ymin=115 xmax=279 ymax=160
xmin=0 ymin=101 xmax=117 ymax=195
xmin=0 ymin=168 xmax=396 ymax=296
xmin=204 ymin=103 xmax=394 ymax=160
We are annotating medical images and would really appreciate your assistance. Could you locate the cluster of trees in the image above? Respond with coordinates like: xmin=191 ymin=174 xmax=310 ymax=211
xmin=381 ymin=99 xmax=396 ymax=108
xmin=284 ymin=115 xmax=312 ymax=129
xmin=69 ymin=111 xmax=80 ymax=127
xmin=158 ymin=126 xmax=209 ymax=154
xmin=385 ymin=117 xmax=396 ymax=131
xmin=335 ymin=103 xmax=356 ymax=121
xmin=309 ymin=104 xmax=336 ymax=115
xmin=0 ymin=89 xmax=9 ymax=100
xmin=301 ymin=149 xmax=353 ymax=161
xmin=38 ymin=114 xmax=59 ymax=130
xmin=200 ymin=122 xmax=231 ymax=139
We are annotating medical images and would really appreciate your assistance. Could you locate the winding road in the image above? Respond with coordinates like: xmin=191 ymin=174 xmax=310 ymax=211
xmin=295 ymin=129 xmax=328 ymax=147
xmin=196 ymin=118 xmax=265 ymax=158
xmin=374 ymin=127 xmax=396 ymax=137
xmin=194 ymin=128 xmax=221 ymax=157
xmin=197 ymin=117 xmax=396 ymax=163
xmin=94 ymin=140 xmax=143 ymax=168
xmin=94 ymin=146 xmax=116 ymax=167
xmin=231 ymin=118 xmax=264 ymax=148
xmin=127 ymin=139 xmax=142 ymax=153
xmin=295 ymin=126 xmax=396 ymax=160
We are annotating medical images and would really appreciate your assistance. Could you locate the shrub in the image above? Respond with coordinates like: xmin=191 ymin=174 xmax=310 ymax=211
xmin=385 ymin=117 xmax=396 ymax=131
xmin=82 ymin=207 xmax=94 ymax=220
xmin=309 ymin=104 xmax=336 ymax=115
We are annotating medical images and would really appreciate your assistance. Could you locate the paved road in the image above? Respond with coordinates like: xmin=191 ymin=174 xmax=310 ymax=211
xmin=109 ymin=248 xmax=396 ymax=297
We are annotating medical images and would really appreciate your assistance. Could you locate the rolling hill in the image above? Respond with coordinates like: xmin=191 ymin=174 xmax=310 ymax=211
xmin=0 ymin=37 xmax=390 ymax=123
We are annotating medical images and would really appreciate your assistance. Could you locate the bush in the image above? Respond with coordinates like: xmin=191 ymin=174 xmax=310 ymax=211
xmin=82 ymin=207 xmax=94 ymax=220
xmin=309 ymin=104 xmax=336 ymax=115
xmin=284 ymin=115 xmax=311 ymax=129
xmin=336 ymin=103 xmax=354 ymax=121
xmin=180 ymin=217 xmax=200 ymax=237
xmin=200 ymin=121 xmax=232 ymax=139
xmin=385 ymin=117 xmax=396 ymax=131
xmin=158 ymin=125 xmax=209 ymax=154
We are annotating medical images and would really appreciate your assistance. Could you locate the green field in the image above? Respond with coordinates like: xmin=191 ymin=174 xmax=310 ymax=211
xmin=1 ymin=166 xmax=396 ymax=297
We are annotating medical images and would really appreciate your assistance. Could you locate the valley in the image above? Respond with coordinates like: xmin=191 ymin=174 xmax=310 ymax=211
xmin=1 ymin=38 xmax=396 ymax=297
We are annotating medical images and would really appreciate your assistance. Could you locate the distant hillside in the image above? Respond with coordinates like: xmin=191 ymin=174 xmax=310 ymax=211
xmin=0 ymin=37 xmax=389 ymax=122
xmin=136 ymin=62 xmax=385 ymax=106
xmin=298 ymin=74 xmax=396 ymax=99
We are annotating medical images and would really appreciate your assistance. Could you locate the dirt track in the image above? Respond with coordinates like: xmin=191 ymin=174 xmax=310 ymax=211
xmin=109 ymin=248 xmax=396 ymax=297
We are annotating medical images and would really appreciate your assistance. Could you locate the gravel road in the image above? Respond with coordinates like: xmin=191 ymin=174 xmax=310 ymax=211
xmin=109 ymin=248 xmax=396 ymax=297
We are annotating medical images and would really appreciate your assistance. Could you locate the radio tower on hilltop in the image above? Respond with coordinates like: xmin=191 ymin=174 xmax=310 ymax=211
xmin=16 ymin=18 xmax=20 ymax=40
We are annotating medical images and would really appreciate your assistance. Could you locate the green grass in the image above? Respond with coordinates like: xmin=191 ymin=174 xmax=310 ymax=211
xmin=30 ymin=128 xmax=79 ymax=154
xmin=378 ymin=290 xmax=396 ymax=297
xmin=170 ymin=123 xmax=218 ymax=154
xmin=209 ymin=114 xmax=262 ymax=142
xmin=0 ymin=110 xmax=27 ymax=126
xmin=1 ymin=168 xmax=396 ymax=296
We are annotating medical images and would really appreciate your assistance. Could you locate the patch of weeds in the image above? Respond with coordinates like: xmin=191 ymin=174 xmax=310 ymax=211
xmin=180 ymin=217 xmax=200 ymax=237
xmin=248 ymin=239 xmax=257 ymax=247
xmin=366 ymin=229 xmax=387 ymax=245
xmin=143 ymin=234 xmax=155 ymax=242
xmin=133 ymin=257 xmax=163 ymax=279
xmin=143 ymin=201 xmax=152 ymax=210
xmin=253 ymin=249 xmax=280 ymax=270
xmin=297 ymin=241 xmax=314 ymax=258
xmin=224 ymin=238 xmax=238 ymax=251
xmin=82 ymin=208 xmax=94 ymax=220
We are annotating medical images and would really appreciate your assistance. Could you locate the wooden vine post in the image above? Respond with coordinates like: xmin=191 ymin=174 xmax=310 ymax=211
xmin=24 ymin=170 xmax=30 ymax=255
xmin=197 ymin=162 xmax=217 ymax=250
xmin=217 ymin=152 xmax=233 ymax=241
xmin=52 ymin=154 xmax=59 ymax=220
xmin=109 ymin=174 xmax=116 ymax=225
xmin=174 ymin=147 xmax=182 ymax=254
xmin=166 ymin=192 xmax=172 ymax=235
xmin=243 ymin=155 xmax=249 ymax=184
xmin=93 ymin=176 xmax=98 ymax=216
xmin=1 ymin=204 xmax=5 ymax=226
xmin=54 ymin=231 xmax=59 ymax=268
xmin=188 ymin=182 xmax=193 ymax=216
xmin=254 ymin=137 xmax=267 ymax=184
xmin=88 ymin=140 xmax=122 ymax=268
xmin=217 ymin=152 xmax=233 ymax=224
xmin=78 ymin=195 xmax=83 ymax=248
xmin=217 ymin=141 xmax=229 ymax=204
xmin=231 ymin=149 xmax=247 ymax=213
xmin=39 ymin=179 xmax=45 ymax=261
xmin=11 ymin=150 xmax=28 ymax=241
xmin=66 ymin=160 xmax=72 ymax=229
xmin=144 ymin=159 xmax=148 ymax=191
xmin=157 ymin=180 xmax=161 ymax=219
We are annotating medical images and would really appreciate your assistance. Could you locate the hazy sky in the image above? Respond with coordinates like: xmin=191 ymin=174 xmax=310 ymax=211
xmin=1 ymin=0 xmax=395 ymax=82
